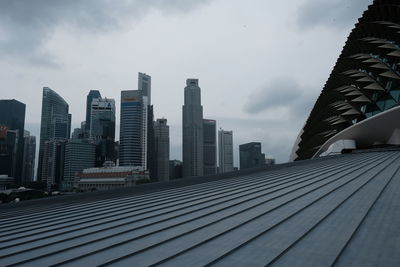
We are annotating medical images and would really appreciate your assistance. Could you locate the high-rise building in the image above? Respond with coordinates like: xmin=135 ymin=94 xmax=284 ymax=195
xmin=182 ymin=79 xmax=204 ymax=177
xmin=41 ymin=139 xmax=66 ymax=190
xmin=0 ymin=127 xmax=18 ymax=181
xmin=119 ymin=90 xmax=148 ymax=168
xmin=21 ymin=131 xmax=36 ymax=184
xmin=62 ymin=140 xmax=96 ymax=190
xmin=203 ymin=119 xmax=217 ymax=175
xmin=0 ymin=99 xmax=26 ymax=184
xmin=86 ymin=90 xmax=101 ymax=132
xmin=138 ymin=73 xmax=151 ymax=105
xmin=154 ymin=118 xmax=169 ymax=181
xmin=239 ymin=142 xmax=266 ymax=170
xmin=37 ymin=87 xmax=71 ymax=184
xmin=218 ymin=129 xmax=234 ymax=173
xmin=90 ymin=97 xmax=116 ymax=166
xmin=147 ymin=105 xmax=156 ymax=180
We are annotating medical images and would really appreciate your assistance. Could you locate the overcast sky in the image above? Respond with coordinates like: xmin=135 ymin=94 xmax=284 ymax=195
xmin=0 ymin=0 xmax=373 ymax=165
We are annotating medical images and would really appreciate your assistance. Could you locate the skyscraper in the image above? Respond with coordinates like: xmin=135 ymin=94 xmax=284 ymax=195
xmin=0 ymin=127 xmax=18 ymax=181
xmin=90 ymin=97 xmax=116 ymax=166
xmin=119 ymin=90 xmax=148 ymax=169
xmin=218 ymin=129 xmax=234 ymax=173
xmin=0 ymin=99 xmax=26 ymax=184
xmin=62 ymin=140 xmax=96 ymax=190
xmin=86 ymin=90 xmax=101 ymax=132
xmin=37 ymin=87 xmax=71 ymax=184
xmin=138 ymin=73 xmax=151 ymax=105
xmin=182 ymin=79 xmax=204 ymax=177
xmin=138 ymin=73 xmax=156 ymax=178
xmin=203 ymin=119 xmax=217 ymax=175
xmin=239 ymin=142 xmax=266 ymax=170
xmin=21 ymin=131 xmax=36 ymax=183
xmin=154 ymin=118 xmax=169 ymax=181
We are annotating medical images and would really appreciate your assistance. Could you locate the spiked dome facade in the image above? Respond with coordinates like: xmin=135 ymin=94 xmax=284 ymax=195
xmin=293 ymin=0 xmax=400 ymax=161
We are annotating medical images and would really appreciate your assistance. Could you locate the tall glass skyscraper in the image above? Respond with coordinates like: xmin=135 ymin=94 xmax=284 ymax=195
xmin=182 ymin=79 xmax=204 ymax=177
xmin=138 ymin=73 xmax=151 ymax=105
xmin=154 ymin=118 xmax=169 ymax=181
xmin=86 ymin=90 xmax=101 ymax=132
xmin=119 ymin=90 xmax=148 ymax=168
xmin=0 ymin=99 xmax=26 ymax=184
xmin=37 ymin=87 xmax=71 ymax=184
xmin=90 ymin=97 xmax=116 ymax=166
xmin=21 ymin=131 xmax=36 ymax=183
xmin=203 ymin=119 xmax=217 ymax=175
xmin=218 ymin=129 xmax=234 ymax=173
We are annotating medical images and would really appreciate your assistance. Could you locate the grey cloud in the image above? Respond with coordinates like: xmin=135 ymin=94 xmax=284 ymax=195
xmin=297 ymin=0 xmax=372 ymax=30
xmin=0 ymin=0 xmax=210 ymax=67
xmin=243 ymin=77 xmax=315 ymax=120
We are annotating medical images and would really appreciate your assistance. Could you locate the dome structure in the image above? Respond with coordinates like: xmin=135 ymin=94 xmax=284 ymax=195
xmin=293 ymin=0 xmax=400 ymax=160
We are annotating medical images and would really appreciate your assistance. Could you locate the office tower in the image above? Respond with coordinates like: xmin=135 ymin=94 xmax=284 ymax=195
xmin=62 ymin=140 xmax=96 ymax=190
xmin=41 ymin=139 xmax=66 ymax=190
xmin=90 ymin=97 xmax=116 ymax=166
xmin=154 ymin=118 xmax=170 ymax=181
xmin=239 ymin=142 xmax=266 ymax=170
xmin=86 ymin=90 xmax=101 ymax=132
xmin=37 ymin=87 xmax=71 ymax=185
xmin=21 ymin=131 xmax=36 ymax=184
xmin=0 ymin=127 xmax=18 ymax=181
xmin=182 ymin=79 xmax=204 ymax=177
xmin=138 ymin=73 xmax=151 ymax=104
xmin=218 ymin=129 xmax=234 ymax=173
xmin=119 ymin=90 xmax=148 ymax=168
xmin=0 ymin=99 xmax=26 ymax=184
xmin=147 ymin=105 xmax=156 ymax=179
xmin=203 ymin=119 xmax=217 ymax=175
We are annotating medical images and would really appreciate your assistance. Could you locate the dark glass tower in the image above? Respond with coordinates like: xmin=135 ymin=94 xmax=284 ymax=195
xmin=37 ymin=87 xmax=71 ymax=185
xmin=86 ymin=90 xmax=101 ymax=132
xmin=203 ymin=119 xmax=217 ymax=175
xmin=239 ymin=142 xmax=266 ymax=170
xmin=119 ymin=90 xmax=148 ymax=168
xmin=0 ymin=99 xmax=26 ymax=184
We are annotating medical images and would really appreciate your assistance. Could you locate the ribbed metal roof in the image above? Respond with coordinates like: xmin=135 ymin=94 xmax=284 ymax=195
xmin=1 ymin=150 xmax=400 ymax=266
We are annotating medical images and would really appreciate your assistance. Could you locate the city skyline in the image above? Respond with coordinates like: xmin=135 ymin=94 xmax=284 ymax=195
xmin=0 ymin=0 xmax=373 ymax=164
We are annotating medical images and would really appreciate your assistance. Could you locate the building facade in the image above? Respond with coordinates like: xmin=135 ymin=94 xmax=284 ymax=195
xmin=218 ymin=129 xmax=234 ymax=173
xmin=292 ymin=0 xmax=400 ymax=160
xmin=86 ymin=90 xmax=101 ymax=132
xmin=90 ymin=97 xmax=116 ymax=166
xmin=154 ymin=118 xmax=169 ymax=182
xmin=37 ymin=87 xmax=71 ymax=184
xmin=182 ymin=79 xmax=204 ymax=177
xmin=138 ymin=72 xmax=151 ymax=104
xmin=21 ymin=131 xmax=36 ymax=184
xmin=239 ymin=142 xmax=266 ymax=170
xmin=0 ymin=127 xmax=18 ymax=181
xmin=76 ymin=165 xmax=149 ymax=191
xmin=62 ymin=140 xmax=96 ymax=190
xmin=0 ymin=99 xmax=26 ymax=184
xmin=203 ymin=119 xmax=217 ymax=175
xmin=119 ymin=90 xmax=148 ymax=168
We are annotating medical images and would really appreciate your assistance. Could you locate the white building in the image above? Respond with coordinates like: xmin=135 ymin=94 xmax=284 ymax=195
xmin=75 ymin=164 xmax=149 ymax=191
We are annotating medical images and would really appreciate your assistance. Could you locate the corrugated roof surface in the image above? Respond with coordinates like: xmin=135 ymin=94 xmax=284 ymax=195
xmin=1 ymin=150 xmax=400 ymax=266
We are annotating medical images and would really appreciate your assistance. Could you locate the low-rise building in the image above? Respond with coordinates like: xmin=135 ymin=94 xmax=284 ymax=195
xmin=75 ymin=164 xmax=149 ymax=191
